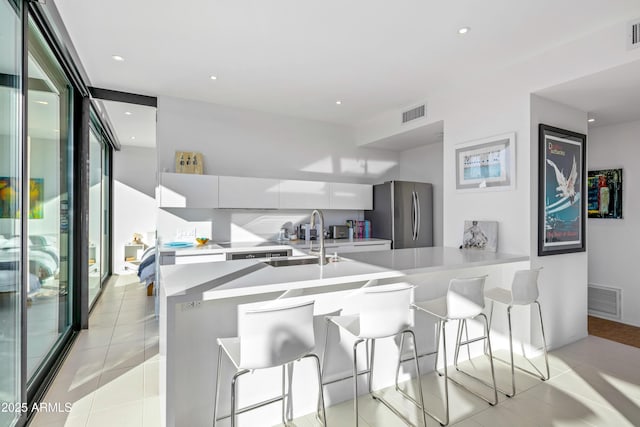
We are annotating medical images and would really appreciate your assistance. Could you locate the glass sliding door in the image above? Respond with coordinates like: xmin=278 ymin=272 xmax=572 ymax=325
xmin=0 ymin=1 xmax=22 ymax=426
xmin=88 ymin=128 xmax=103 ymax=306
xmin=25 ymin=17 xmax=74 ymax=382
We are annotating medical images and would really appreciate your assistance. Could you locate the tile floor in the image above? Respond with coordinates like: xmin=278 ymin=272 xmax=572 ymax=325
xmin=30 ymin=274 xmax=640 ymax=426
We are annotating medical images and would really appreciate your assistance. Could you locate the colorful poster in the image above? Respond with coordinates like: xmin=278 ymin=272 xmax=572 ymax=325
xmin=587 ymin=169 xmax=622 ymax=219
xmin=538 ymin=125 xmax=586 ymax=256
xmin=0 ymin=177 xmax=44 ymax=219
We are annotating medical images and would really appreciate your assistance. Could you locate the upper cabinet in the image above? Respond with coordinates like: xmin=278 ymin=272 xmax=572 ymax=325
xmin=279 ymin=180 xmax=331 ymax=209
xmin=158 ymin=173 xmax=219 ymax=208
xmin=218 ymin=176 xmax=280 ymax=209
xmin=158 ymin=173 xmax=372 ymax=210
xmin=329 ymin=183 xmax=373 ymax=210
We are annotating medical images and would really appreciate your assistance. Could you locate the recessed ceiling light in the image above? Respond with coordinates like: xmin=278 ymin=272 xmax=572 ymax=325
xmin=588 ymin=118 xmax=595 ymax=123
xmin=130 ymin=136 xmax=136 ymax=140
xmin=112 ymin=55 xmax=125 ymax=62
xmin=458 ymin=27 xmax=470 ymax=35
xmin=35 ymin=100 xmax=48 ymax=105
xmin=210 ymin=75 xmax=217 ymax=80
xmin=336 ymin=100 xmax=342 ymax=105
xmin=53 ymin=129 xmax=59 ymax=133
xmin=124 ymin=111 xmax=132 ymax=115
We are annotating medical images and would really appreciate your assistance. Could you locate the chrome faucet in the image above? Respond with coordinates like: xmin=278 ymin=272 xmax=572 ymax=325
xmin=309 ymin=209 xmax=327 ymax=265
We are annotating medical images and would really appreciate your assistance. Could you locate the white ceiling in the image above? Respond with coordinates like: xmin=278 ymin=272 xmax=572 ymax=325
xmin=99 ymin=100 xmax=156 ymax=148
xmin=536 ymin=60 xmax=640 ymax=129
xmin=52 ymin=0 xmax=640 ymax=126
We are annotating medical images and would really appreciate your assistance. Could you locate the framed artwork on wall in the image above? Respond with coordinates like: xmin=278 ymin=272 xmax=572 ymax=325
xmin=588 ymin=168 xmax=623 ymax=219
xmin=538 ymin=124 xmax=586 ymax=256
xmin=455 ymin=132 xmax=516 ymax=191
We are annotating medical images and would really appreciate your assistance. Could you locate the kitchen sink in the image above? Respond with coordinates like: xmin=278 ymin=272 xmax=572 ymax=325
xmin=263 ymin=257 xmax=320 ymax=267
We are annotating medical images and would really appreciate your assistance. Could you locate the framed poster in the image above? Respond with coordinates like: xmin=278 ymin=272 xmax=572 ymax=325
xmin=455 ymin=132 xmax=515 ymax=191
xmin=588 ymin=169 xmax=623 ymax=219
xmin=0 ymin=177 xmax=44 ymax=219
xmin=538 ymin=124 xmax=586 ymax=256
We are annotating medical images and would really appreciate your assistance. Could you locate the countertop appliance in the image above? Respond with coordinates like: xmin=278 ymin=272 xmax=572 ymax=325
xmin=329 ymin=225 xmax=349 ymax=239
xmin=364 ymin=181 xmax=433 ymax=249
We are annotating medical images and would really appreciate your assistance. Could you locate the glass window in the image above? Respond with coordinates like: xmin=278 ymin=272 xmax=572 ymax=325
xmin=88 ymin=128 xmax=103 ymax=305
xmin=26 ymin=17 xmax=74 ymax=382
xmin=0 ymin=1 xmax=22 ymax=425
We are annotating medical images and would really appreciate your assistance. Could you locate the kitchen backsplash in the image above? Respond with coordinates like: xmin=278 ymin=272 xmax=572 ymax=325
xmin=157 ymin=208 xmax=365 ymax=243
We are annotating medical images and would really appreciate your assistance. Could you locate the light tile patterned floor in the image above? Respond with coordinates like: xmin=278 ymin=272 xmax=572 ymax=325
xmin=30 ymin=274 xmax=640 ymax=426
xmin=29 ymin=274 xmax=158 ymax=427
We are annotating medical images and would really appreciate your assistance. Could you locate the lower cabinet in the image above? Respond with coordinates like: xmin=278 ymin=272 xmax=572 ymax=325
xmin=326 ymin=241 xmax=391 ymax=254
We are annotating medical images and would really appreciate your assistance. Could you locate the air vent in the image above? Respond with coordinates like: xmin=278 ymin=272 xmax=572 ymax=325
xmin=401 ymin=104 xmax=426 ymax=124
xmin=628 ymin=19 xmax=640 ymax=50
xmin=588 ymin=284 xmax=621 ymax=320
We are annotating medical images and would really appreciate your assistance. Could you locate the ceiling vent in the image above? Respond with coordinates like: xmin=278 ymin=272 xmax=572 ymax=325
xmin=401 ymin=104 xmax=426 ymax=124
xmin=628 ymin=19 xmax=640 ymax=50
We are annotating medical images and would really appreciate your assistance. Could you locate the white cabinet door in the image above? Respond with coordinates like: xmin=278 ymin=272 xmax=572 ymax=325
xmin=279 ymin=180 xmax=331 ymax=209
xmin=327 ymin=242 xmax=390 ymax=254
xmin=158 ymin=173 xmax=219 ymax=208
xmin=218 ymin=176 xmax=280 ymax=208
xmin=329 ymin=183 xmax=373 ymax=210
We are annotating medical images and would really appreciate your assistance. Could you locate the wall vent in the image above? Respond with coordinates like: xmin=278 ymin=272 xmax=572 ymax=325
xmin=628 ymin=19 xmax=640 ymax=50
xmin=401 ymin=104 xmax=426 ymax=124
xmin=588 ymin=284 xmax=621 ymax=320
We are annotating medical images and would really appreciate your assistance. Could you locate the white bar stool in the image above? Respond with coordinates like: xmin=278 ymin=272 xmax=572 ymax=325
xmin=322 ymin=283 xmax=427 ymax=427
xmin=213 ymin=300 xmax=326 ymax=426
xmin=484 ymin=268 xmax=550 ymax=397
xmin=408 ymin=276 xmax=498 ymax=426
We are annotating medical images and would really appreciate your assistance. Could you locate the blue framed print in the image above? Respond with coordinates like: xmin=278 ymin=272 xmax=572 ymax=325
xmin=538 ymin=124 xmax=586 ymax=256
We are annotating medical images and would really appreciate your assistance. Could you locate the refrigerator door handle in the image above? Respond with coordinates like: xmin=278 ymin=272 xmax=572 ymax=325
xmin=411 ymin=191 xmax=418 ymax=240
xmin=415 ymin=191 xmax=421 ymax=239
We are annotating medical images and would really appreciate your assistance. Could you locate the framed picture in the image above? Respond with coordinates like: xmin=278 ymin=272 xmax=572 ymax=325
xmin=538 ymin=124 xmax=586 ymax=256
xmin=588 ymin=168 xmax=623 ymax=219
xmin=455 ymin=132 xmax=516 ymax=191
xmin=461 ymin=220 xmax=498 ymax=252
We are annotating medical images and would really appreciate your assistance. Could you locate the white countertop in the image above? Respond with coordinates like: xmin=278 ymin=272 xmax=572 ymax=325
xmin=160 ymin=246 xmax=528 ymax=300
xmin=158 ymin=238 xmax=390 ymax=256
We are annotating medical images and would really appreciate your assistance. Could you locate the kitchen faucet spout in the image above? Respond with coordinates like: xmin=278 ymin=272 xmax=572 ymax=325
xmin=309 ymin=209 xmax=327 ymax=265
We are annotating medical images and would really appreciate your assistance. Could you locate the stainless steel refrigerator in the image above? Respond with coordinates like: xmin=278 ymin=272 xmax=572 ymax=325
xmin=364 ymin=181 xmax=433 ymax=249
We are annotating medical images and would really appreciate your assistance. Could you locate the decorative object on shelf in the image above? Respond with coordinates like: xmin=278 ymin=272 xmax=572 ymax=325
xmin=175 ymin=151 xmax=204 ymax=174
xmin=455 ymin=132 xmax=516 ymax=191
xmin=461 ymin=220 xmax=498 ymax=252
xmin=195 ymin=237 xmax=210 ymax=246
xmin=132 ymin=232 xmax=144 ymax=245
xmin=588 ymin=168 xmax=622 ymax=219
xmin=538 ymin=124 xmax=586 ymax=256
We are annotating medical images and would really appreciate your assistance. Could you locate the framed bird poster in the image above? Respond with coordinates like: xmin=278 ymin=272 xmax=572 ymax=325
xmin=538 ymin=124 xmax=586 ymax=256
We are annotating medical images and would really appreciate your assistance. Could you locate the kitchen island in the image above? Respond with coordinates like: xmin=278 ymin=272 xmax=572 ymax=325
xmin=159 ymin=247 xmax=529 ymax=427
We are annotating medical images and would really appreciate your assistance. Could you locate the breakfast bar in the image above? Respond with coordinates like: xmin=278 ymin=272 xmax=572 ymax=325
xmin=159 ymin=247 xmax=529 ymax=427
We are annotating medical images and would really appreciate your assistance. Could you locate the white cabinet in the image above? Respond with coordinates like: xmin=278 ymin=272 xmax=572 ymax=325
xmin=279 ymin=180 xmax=331 ymax=209
xmin=329 ymin=183 xmax=373 ymax=210
xmin=218 ymin=176 xmax=280 ymax=209
xmin=158 ymin=173 xmax=219 ymax=208
xmin=326 ymin=241 xmax=390 ymax=254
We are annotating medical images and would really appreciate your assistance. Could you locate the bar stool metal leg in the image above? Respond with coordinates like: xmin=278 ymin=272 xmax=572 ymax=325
xmin=486 ymin=300 xmax=551 ymax=398
xmin=352 ymin=339 xmax=365 ymax=426
xmin=213 ymin=346 xmax=223 ymax=426
xmin=536 ymin=301 xmax=550 ymax=381
xmin=449 ymin=314 xmax=498 ymax=406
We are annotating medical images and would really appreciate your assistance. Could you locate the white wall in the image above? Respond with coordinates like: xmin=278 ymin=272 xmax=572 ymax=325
xmin=588 ymin=119 xmax=640 ymax=327
xmin=157 ymin=96 xmax=399 ymax=183
xmin=113 ymin=146 xmax=157 ymax=272
xmin=156 ymin=96 xmax=400 ymax=242
xmin=530 ymin=94 xmax=589 ymax=348
xmin=396 ymin=142 xmax=443 ymax=246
